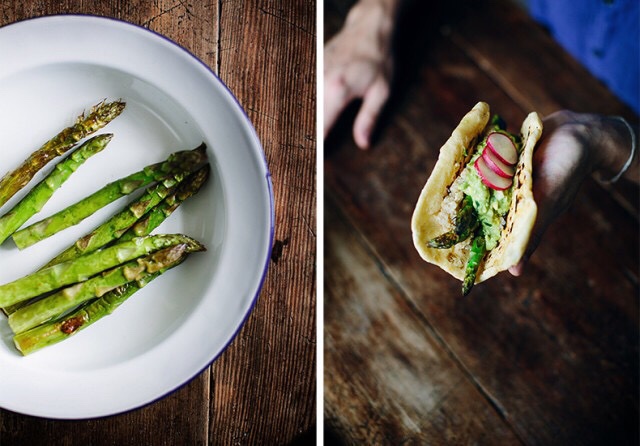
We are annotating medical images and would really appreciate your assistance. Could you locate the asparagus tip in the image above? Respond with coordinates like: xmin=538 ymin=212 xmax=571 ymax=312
xmin=188 ymin=237 xmax=207 ymax=253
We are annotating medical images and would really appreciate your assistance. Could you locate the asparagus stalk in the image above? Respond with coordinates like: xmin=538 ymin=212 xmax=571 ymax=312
xmin=12 ymin=144 xmax=207 ymax=249
xmin=462 ymin=233 xmax=486 ymax=296
xmin=9 ymin=243 xmax=199 ymax=334
xmin=0 ymin=100 xmax=125 ymax=209
xmin=43 ymin=172 xmax=190 ymax=267
xmin=0 ymin=134 xmax=113 ymax=245
xmin=118 ymin=165 xmax=210 ymax=242
xmin=13 ymin=272 xmax=162 ymax=355
xmin=2 ymin=290 xmax=49 ymax=316
xmin=0 ymin=233 xmax=204 ymax=308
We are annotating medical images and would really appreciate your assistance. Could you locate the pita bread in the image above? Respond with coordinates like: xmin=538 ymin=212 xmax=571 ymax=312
xmin=411 ymin=101 xmax=543 ymax=284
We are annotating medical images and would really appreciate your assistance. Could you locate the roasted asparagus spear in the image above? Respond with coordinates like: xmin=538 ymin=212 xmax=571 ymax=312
xmin=0 ymin=100 xmax=125 ymax=209
xmin=0 ymin=134 xmax=113 ymax=245
xmin=427 ymin=195 xmax=479 ymax=249
xmin=462 ymin=233 xmax=487 ymax=296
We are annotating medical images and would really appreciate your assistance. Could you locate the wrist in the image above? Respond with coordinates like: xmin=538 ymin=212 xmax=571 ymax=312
xmin=548 ymin=111 xmax=637 ymax=182
xmin=590 ymin=115 xmax=638 ymax=183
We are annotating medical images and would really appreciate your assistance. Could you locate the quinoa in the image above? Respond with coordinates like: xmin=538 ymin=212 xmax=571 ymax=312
xmin=436 ymin=167 xmax=468 ymax=230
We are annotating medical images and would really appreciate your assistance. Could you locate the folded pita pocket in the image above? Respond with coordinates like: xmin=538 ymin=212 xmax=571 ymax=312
xmin=411 ymin=101 xmax=543 ymax=284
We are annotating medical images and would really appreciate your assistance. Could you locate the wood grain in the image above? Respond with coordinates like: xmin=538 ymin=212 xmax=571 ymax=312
xmin=211 ymin=1 xmax=316 ymax=444
xmin=0 ymin=1 xmax=316 ymax=445
xmin=325 ymin=195 xmax=523 ymax=445
xmin=324 ymin=0 xmax=638 ymax=444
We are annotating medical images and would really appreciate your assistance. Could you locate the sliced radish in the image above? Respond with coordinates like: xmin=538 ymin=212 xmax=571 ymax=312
xmin=482 ymin=147 xmax=515 ymax=178
xmin=474 ymin=156 xmax=512 ymax=191
xmin=486 ymin=132 xmax=517 ymax=166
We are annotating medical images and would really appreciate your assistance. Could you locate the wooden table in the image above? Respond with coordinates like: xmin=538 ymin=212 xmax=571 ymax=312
xmin=324 ymin=0 xmax=638 ymax=444
xmin=0 ymin=1 xmax=316 ymax=445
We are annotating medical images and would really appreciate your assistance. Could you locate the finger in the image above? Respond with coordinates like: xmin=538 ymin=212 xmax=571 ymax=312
xmin=324 ymin=74 xmax=354 ymax=138
xmin=507 ymin=236 xmax=539 ymax=277
xmin=353 ymin=77 xmax=390 ymax=149
xmin=508 ymin=262 xmax=524 ymax=277
xmin=508 ymin=254 xmax=530 ymax=276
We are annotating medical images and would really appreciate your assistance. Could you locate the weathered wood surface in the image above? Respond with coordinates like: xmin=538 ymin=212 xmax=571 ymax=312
xmin=0 ymin=1 xmax=316 ymax=445
xmin=324 ymin=0 xmax=638 ymax=444
xmin=325 ymin=195 xmax=524 ymax=445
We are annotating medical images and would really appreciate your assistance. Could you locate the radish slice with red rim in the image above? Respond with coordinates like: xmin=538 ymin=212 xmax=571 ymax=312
xmin=474 ymin=156 xmax=512 ymax=191
xmin=482 ymin=148 xmax=515 ymax=178
xmin=486 ymin=132 xmax=517 ymax=166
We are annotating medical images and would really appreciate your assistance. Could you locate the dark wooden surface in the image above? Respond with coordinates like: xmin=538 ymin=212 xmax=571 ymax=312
xmin=0 ymin=1 xmax=316 ymax=445
xmin=324 ymin=0 xmax=639 ymax=444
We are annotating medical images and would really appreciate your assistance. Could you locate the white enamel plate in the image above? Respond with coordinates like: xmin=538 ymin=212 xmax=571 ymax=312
xmin=0 ymin=16 xmax=273 ymax=418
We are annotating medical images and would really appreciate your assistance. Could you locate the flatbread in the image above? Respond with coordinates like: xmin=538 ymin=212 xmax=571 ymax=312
xmin=411 ymin=101 xmax=543 ymax=284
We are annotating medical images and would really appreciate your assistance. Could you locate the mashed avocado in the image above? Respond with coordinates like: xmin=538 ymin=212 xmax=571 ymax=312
xmin=458 ymin=135 xmax=519 ymax=251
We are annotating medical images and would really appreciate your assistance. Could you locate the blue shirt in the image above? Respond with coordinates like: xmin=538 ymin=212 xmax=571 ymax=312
xmin=529 ymin=0 xmax=639 ymax=114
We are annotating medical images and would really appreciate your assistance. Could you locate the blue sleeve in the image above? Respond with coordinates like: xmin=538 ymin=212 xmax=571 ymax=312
xmin=529 ymin=0 xmax=639 ymax=114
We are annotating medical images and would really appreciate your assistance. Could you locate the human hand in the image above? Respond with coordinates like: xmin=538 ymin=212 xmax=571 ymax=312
xmin=509 ymin=111 xmax=637 ymax=276
xmin=324 ymin=1 xmax=398 ymax=149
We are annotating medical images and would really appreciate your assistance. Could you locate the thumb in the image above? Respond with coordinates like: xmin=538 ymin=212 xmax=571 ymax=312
xmin=353 ymin=77 xmax=390 ymax=149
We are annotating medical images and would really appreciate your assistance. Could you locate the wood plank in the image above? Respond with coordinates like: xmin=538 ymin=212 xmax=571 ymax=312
xmin=211 ymin=0 xmax=317 ymax=443
xmin=324 ymin=1 xmax=638 ymax=443
xmin=324 ymin=195 xmax=523 ymax=445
